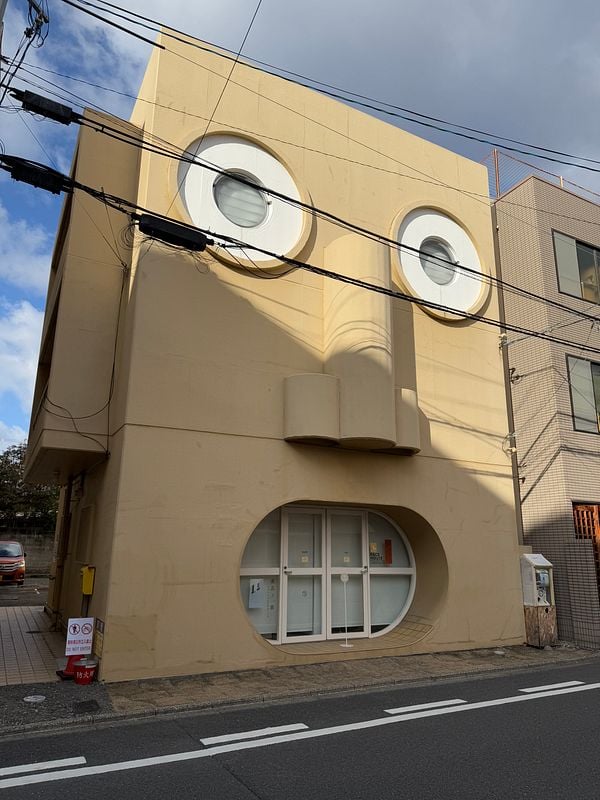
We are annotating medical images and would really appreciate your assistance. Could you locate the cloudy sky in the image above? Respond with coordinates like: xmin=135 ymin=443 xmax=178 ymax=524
xmin=2 ymin=0 xmax=600 ymax=449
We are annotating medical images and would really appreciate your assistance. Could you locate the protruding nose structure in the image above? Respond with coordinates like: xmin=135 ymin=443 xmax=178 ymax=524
xmin=323 ymin=234 xmax=396 ymax=449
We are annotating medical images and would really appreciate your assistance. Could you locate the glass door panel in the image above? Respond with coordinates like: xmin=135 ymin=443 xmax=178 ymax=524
xmin=330 ymin=513 xmax=363 ymax=568
xmin=282 ymin=509 xmax=325 ymax=642
xmin=330 ymin=574 xmax=365 ymax=634
xmin=287 ymin=512 xmax=322 ymax=568
xmin=328 ymin=511 xmax=367 ymax=638
xmin=286 ymin=576 xmax=322 ymax=637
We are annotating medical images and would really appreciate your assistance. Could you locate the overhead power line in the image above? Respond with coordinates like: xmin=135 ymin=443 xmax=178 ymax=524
xmin=159 ymin=0 xmax=263 ymax=229
xmin=8 ymin=86 xmax=600 ymax=332
xmin=59 ymin=0 xmax=600 ymax=174
xmin=14 ymin=58 xmax=600 ymax=240
xmin=59 ymin=0 xmax=162 ymax=48
xmin=75 ymin=113 xmax=600 ymax=330
xmin=3 ymin=152 xmax=600 ymax=358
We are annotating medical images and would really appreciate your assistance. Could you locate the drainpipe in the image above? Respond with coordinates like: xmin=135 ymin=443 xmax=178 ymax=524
xmin=49 ymin=477 xmax=73 ymax=629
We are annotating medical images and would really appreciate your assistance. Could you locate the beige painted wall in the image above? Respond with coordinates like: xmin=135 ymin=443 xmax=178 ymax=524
xmin=32 ymin=34 xmax=525 ymax=681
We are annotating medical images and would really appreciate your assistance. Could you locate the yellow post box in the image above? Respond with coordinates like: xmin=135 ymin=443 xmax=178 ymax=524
xmin=81 ymin=565 xmax=96 ymax=596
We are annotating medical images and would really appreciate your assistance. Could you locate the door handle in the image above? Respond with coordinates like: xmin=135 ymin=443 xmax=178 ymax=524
xmin=361 ymin=566 xmax=368 ymax=573
xmin=284 ymin=567 xmax=293 ymax=575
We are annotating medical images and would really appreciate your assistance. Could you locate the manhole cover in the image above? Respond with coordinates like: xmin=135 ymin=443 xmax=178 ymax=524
xmin=23 ymin=695 xmax=46 ymax=703
xmin=73 ymin=700 xmax=101 ymax=714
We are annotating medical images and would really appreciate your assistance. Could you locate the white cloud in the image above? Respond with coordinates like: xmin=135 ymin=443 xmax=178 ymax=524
xmin=0 ymin=201 xmax=52 ymax=294
xmin=0 ymin=421 xmax=28 ymax=451
xmin=0 ymin=299 xmax=44 ymax=412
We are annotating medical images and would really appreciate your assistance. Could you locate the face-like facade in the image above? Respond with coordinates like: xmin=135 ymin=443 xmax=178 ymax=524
xmin=33 ymin=35 xmax=523 ymax=681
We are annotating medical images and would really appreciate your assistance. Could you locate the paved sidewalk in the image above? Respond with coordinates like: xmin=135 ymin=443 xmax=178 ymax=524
xmin=0 ymin=606 xmax=62 ymax=685
xmin=0 ymin=642 xmax=598 ymax=738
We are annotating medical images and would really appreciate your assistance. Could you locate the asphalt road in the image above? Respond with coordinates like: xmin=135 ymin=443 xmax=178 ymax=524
xmin=1 ymin=661 xmax=600 ymax=799
xmin=0 ymin=577 xmax=49 ymax=607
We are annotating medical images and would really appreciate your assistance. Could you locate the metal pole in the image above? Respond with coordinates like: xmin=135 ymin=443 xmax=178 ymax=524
xmin=340 ymin=574 xmax=353 ymax=648
xmin=492 ymin=205 xmax=524 ymax=546
xmin=0 ymin=0 xmax=8 ymax=66
xmin=493 ymin=148 xmax=500 ymax=198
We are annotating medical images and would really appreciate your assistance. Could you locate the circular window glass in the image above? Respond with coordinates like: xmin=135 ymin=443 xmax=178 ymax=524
xmin=419 ymin=238 xmax=456 ymax=285
xmin=213 ymin=171 xmax=268 ymax=228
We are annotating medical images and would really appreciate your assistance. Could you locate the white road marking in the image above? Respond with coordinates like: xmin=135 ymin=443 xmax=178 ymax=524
xmin=519 ymin=680 xmax=584 ymax=693
xmin=385 ymin=699 xmax=466 ymax=715
xmin=3 ymin=681 xmax=600 ymax=789
xmin=0 ymin=757 xmax=87 ymax=777
xmin=201 ymin=723 xmax=308 ymax=745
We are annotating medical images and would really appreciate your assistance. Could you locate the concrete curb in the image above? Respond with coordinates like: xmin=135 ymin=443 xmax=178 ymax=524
xmin=2 ymin=649 xmax=599 ymax=740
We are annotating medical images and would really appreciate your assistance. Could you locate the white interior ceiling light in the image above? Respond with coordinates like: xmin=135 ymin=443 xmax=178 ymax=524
xmin=395 ymin=209 xmax=488 ymax=318
xmin=179 ymin=135 xmax=305 ymax=265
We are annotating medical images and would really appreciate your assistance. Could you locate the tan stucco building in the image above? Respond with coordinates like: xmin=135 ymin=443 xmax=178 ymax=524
xmin=25 ymin=34 xmax=525 ymax=681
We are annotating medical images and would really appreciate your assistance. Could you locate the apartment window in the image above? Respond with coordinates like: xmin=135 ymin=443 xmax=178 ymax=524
xmin=554 ymin=231 xmax=600 ymax=303
xmin=567 ymin=355 xmax=600 ymax=433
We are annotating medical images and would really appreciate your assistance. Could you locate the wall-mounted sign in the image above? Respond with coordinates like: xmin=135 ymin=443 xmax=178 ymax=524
xmin=93 ymin=618 xmax=105 ymax=657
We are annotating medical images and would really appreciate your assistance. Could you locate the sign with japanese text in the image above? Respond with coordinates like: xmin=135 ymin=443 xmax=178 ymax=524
xmin=65 ymin=616 xmax=94 ymax=656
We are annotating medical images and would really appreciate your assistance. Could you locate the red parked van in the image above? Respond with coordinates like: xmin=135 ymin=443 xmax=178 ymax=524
xmin=0 ymin=541 xmax=26 ymax=585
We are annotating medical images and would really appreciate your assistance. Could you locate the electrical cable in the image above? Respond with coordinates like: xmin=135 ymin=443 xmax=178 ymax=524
xmin=14 ymin=61 xmax=600 ymax=244
xmin=10 ymin=67 xmax=600 ymax=342
xmin=513 ymin=320 xmax=599 ymax=469
xmin=0 ymin=35 xmax=30 ymax=106
xmin=6 ymin=153 xmax=600 ymax=362
xmin=14 ymin=90 xmax=600 ymax=335
xmin=8 ymin=67 xmax=600 ymax=335
xmin=0 ymin=1 xmax=49 ymax=105
xmin=5 ymin=110 xmax=127 ymax=439
xmin=72 ymin=115 xmax=600 ymax=330
xmin=62 ymin=0 xmax=600 ymax=169
xmin=158 ymin=0 xmax=263 ymax=232
xmin=59 ymin=0 xmax=163 ymax=48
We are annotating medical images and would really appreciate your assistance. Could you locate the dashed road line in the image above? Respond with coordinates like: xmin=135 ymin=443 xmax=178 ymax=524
xmin=0 ymin=757 xmax=86 ymax=777
xmin=385 ymin=699 xmax=466 ymax=715
xmin=519 ymin=680 xmax=584 ymax=693
xmin=201 ymin=723 xmax=308 ymax=745
xmin=2 ymin=682 xmax=599 ymax=789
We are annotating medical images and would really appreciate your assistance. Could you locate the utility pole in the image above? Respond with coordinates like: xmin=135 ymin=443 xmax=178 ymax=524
xmin=0 ymin=0 xmax=8 ymax=51
xmin=0 ymin=0 xmax=8 ymax=92
xmin=0 ymin=0 xmax=48 ymax=107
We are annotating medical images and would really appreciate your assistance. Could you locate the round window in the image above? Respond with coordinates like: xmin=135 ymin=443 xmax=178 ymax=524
xmin=394 ymin=208 xmax=488 ymax=318
xmin=419 ymin=238 xmax=455 ymax=286
xmin=178 ymin=134 xmax=308 ymax=266
xmin=213 ymin=171 xmax=268 ymax=228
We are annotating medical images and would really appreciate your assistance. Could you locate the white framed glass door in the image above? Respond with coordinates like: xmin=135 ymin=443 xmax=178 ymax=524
xmin=241 ymin=505 xmax=416 ymax=644
xmin=281 ymin=508 xmax=326 ymax=642
xmin=327 ymin=511 xmax=368 ymax=639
